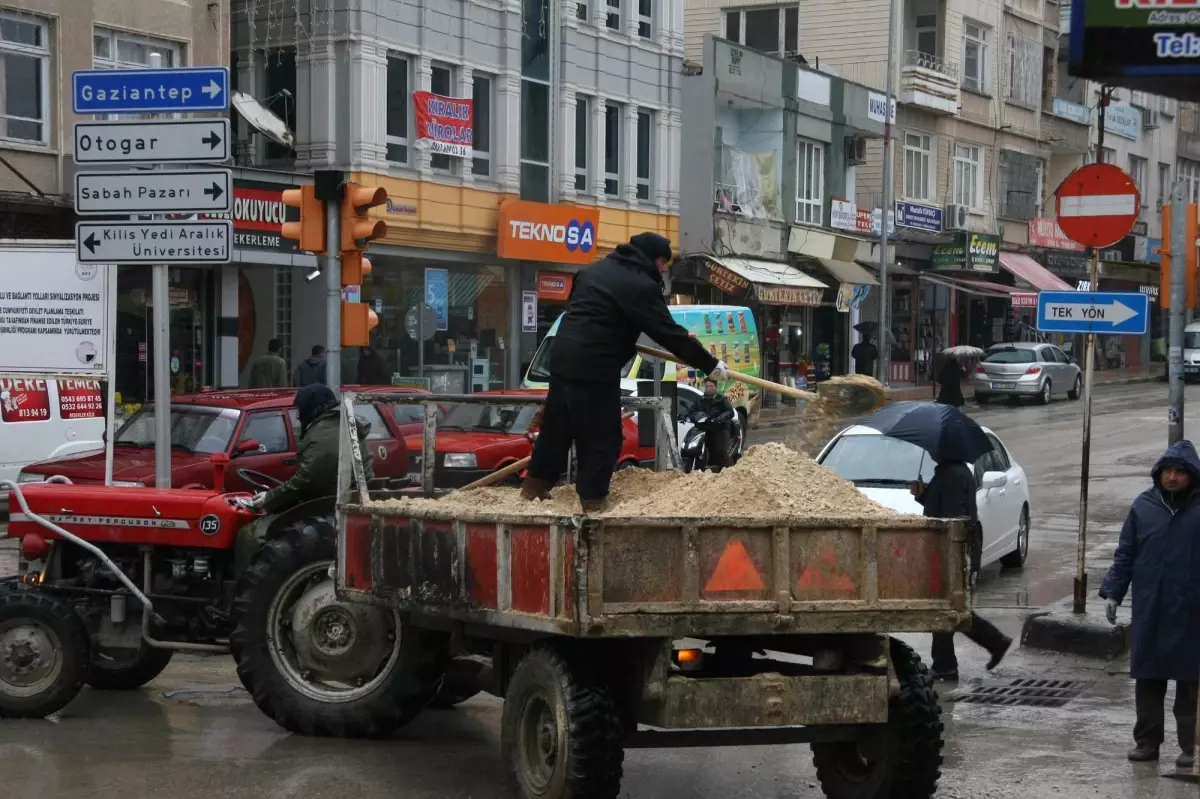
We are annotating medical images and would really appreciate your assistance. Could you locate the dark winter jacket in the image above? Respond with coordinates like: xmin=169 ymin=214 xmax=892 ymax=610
xmin=1100 ymin=440 xmax=1200 ymax=681
xmin=260 ymin=405 xmax=374 ymax=514
xmin=292 ymin=356 xmax=327 ymax=388
xmin=357 ymin=349 xmax=390 ymax=385
xmin=937 ymin=360 xmax=965 ymax=408
xmin=549 ymin=244 xmax=718 ymax=383
xmin=851 ymin=341 xmax=878 ymax=376
xmin=247 ymin=353 xmax=288 ymax=388
xmin=915 ymin=460 xmax=983 ymax=576
xmin=697 ymin=392 xmax=735 ymax=427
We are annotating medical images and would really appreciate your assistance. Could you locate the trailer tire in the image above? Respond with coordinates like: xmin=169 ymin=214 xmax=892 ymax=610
xmin=502 ymin=646 xmax=624 ymax=799
xmin=87 ymin=645 xmax=174 ymax=690
xmin=0 ymin=590 xmax=89 ymax=718
xmin=231 ymin=517 xmax=448 ymax=738
xmin=811 ymin=638 xmax=943 ymax=799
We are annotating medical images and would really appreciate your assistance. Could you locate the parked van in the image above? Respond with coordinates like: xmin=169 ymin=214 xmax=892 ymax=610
xmin=522 ymin=304 xmax=761 ymax=427
xmin=1 ymin=377 xmax=105 ymax=505
xmin=1186 ymin=321 xmax=1200 ymax=381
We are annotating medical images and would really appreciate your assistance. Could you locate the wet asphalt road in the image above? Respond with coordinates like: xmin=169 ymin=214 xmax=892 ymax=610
xmin=2 ymin=380 xmax=1199 ymax=798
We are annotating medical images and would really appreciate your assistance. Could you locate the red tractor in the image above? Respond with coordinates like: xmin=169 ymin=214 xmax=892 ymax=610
xmin=0 ymin=457 xmax=442 ymax=731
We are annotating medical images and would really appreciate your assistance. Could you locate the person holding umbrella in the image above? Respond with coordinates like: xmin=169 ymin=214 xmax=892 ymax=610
xmin=860 ymin=401 xmax=1012 ymax=678
xmin=936 ymin=345 xmax=983 ymax=408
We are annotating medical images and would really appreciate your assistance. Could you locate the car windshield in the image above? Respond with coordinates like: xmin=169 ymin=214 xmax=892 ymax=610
xmin=1186 ymin=332 xmax=1200 ymax=349
xmin=440 ymin=403 xmax=539 ymax=434
xmin=115 ymin=404 xmax=241 ymax=454
xmin=819 ymin=433 xmax=935 ymax=485
xmin=983 ymin=348 xmax=1036 ymax=364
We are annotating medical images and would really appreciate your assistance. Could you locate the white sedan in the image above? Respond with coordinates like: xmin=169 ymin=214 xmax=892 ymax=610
xmin=815 ymin=424 xmax=1031 ymax=569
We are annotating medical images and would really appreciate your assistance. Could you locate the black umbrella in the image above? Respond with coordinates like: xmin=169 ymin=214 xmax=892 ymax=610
xmin=858 ymin=401 xmax=992 ymax=463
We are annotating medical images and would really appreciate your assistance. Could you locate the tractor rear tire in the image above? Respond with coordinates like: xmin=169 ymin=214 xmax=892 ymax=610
xmin=0 ymin=590 xmax=90 ymax=718
xmin=87 ymin=644 xmax=174 ymax=690
xmin=501 ymin=645 xmax=624 ymax=799
xmin=811 ymin=638 xmax=944 ymax=799
xmin=231 ymin=517 xmax=448 ymax=738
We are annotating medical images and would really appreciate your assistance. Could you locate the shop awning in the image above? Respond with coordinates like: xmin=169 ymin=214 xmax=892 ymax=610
xmin=796 ymin=256 xmax=879 ymax=286
xmin=698 ymin=255 xmax=828 ymax=306
xmin=998 ymin=252 xmax=1073 ymax=291
xmin=920 ymin=274 xmax=1015 ymax=299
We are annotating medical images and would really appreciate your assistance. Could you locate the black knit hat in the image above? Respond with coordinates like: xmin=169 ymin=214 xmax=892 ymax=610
xmin=628 ymin=232 xmax=673 ymax=263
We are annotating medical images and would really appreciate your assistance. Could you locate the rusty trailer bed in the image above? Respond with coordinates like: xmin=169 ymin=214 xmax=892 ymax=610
xmin=337 ymin=503 xmax=971 ymax=639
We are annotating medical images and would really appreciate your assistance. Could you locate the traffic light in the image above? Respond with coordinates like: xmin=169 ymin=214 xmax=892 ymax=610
xmin=1160 ymin=203 xmax=1199 ymax=310
xmin=339 ymin=182 xmax=387 ymax=348
xmin=341 ymin=302 xmax=379 ymax=348
xmin=281 ymin=185 xmax=326 ymax=254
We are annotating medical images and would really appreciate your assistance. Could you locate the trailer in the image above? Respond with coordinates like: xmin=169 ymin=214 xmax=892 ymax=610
xmin=252 ymin=391 xmax=971 ymax=799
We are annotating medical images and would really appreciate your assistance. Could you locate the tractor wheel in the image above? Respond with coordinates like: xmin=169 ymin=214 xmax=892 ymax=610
xmin=0 ymin=590 xmax=90 ymax=718
xmin=87 ymin=644 xmax=174 ymax=690
xmin=811 ymin=638 xmax=943 ymax=799
xmin=428 ymin=657 xmax=484 ymax=709
xmin=231 ymin=517 xmax=448 ymax=738
xmin=501 ymin=645 xmax=624 ymax=799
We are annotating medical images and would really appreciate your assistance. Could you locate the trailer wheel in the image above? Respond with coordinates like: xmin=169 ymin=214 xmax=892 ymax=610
xmin=501 ymin=646 xmax=624 ymax=799
xmin=811 ymin=638 xmax=943 ymax=799
xmin=87 ymin=644 xmax=174 ymax=690
xmin=0 ymin=591 xmax=89 ymax=718
xmin=231 ymin=517 xmax=448 ymax=738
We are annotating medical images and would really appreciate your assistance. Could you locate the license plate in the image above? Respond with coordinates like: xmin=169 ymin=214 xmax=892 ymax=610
xmin=991 ymin=382 xmax=1016 ymax=390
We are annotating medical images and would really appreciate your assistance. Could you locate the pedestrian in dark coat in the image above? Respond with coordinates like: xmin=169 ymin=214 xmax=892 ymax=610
xmin=247 ymin=338 xmax=289 ymax=388
xmin=936 ymin=357 xmax=965 ymax=408
xmin=1100 ymin=439 xmax=1200 ymax=768
xmin=293 ymin=345 xmax=328 ymax=387
xmin=912 ymin=456 xmax=1012 ymax=679
xmin=356 ymin=346 xmax=390 ymax=385
xmin=522 ymin=233 xmax=721 ymax=512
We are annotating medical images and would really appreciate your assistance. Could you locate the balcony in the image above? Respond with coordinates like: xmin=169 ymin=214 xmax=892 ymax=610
xmin=899 ymin=50 xmax=959 ymax=115
xmin=1043 ymin=97 xmax=1091 ymax=153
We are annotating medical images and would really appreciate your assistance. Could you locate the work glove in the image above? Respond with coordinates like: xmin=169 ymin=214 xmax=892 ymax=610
xmin=709 ymin=360 xmax=730 ymax=380
xmin=236 ymin=493 xmax=266 ymax=512
xmin=1105 ymin=598 xmax=1119 ymax=625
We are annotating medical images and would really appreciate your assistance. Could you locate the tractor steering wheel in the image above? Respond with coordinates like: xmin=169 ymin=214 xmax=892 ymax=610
xmin=236 ymin=468 xmax=283 ymax=492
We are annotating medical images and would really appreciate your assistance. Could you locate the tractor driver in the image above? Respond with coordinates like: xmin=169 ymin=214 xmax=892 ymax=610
xmin=233 ymin=383 xmax=374 ymax=574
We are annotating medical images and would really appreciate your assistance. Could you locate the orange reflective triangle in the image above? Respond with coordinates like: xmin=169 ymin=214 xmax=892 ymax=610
xmin=704 ymin=537 xmax=766 ymax=592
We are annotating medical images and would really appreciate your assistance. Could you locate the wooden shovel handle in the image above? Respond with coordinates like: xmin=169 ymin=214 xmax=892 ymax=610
xmin=635 ymin=344 xmax=819 ymax=402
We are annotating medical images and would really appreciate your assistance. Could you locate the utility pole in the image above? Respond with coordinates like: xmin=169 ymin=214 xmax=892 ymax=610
xmin=1167 ymin=180 xmax=1190 ymax=446
xmin=148 ymin=51 xmax=171 ymax=488
xmin=876 ymin=0 xmax=898 ymax=387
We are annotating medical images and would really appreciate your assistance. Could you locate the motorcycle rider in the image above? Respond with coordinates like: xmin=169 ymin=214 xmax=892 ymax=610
xmin=234 ymin=384 xmax=373 ymax=574
xmin=696 ymin=376 xmax=736 ymax=473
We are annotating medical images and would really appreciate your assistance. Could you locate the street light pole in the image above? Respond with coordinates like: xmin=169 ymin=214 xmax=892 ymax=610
xmin=876 ymin=0 xmax=897 ymax=387
xmin=1167 ymin=179 xmax=1188 ymax=447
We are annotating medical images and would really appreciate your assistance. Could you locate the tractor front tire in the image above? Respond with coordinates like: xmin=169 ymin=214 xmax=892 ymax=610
xmin=87 ymin=644 xmax=174 ymax=690
xmin=811 ymin=638 xmax=944 ymax=799
xmin=231 ymin=517 xmax=448 ymax=738
xmin=0 ymin=591 xmax=90 ymax=718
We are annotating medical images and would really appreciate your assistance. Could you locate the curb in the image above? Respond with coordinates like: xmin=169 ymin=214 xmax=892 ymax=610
xmin=1020 ymin=594 xmax=1131 ymax=660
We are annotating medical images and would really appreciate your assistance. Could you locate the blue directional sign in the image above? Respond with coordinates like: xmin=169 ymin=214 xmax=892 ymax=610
xmin=73 ymin=67 xmax=230 ymax=114
xmin=1036 ymin=290 xmax=1149 ymax=335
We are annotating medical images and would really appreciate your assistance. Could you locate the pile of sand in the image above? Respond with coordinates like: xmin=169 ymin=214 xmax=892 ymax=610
xmin=372 ymin=442 xmax=910 ymax=520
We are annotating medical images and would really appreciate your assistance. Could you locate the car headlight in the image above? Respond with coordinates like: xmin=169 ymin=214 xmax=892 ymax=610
xmin=113 ymin=481 xmax=145 ymax=487
xmin=16 ymin=472 xmax=45 ymax=483
xmin=443 ymin=453 xmax=477 ymax=469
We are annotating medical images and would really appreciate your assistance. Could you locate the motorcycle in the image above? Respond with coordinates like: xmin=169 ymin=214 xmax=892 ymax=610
xmin=680 ymin=411 xmax=743 ymax=473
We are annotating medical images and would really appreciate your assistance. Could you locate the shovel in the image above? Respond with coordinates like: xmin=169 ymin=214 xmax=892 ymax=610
xmin=634 ymin=344 xmax=888 ymax=412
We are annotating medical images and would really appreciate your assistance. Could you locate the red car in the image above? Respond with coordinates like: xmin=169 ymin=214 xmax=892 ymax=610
xmin=16 ymin=386 xmax=420 ymax=493
xmin=405 ymin=389 xmax=653 ymax=489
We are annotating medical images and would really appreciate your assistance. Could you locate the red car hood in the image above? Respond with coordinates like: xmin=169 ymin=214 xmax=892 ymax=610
xmin=403 ymin=431 xmax=530 ymax=456
xmin=22 ymin=446 xmax=213 ymax=485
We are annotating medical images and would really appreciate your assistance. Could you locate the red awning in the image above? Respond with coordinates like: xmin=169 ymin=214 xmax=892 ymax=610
xmin=998 ymin=252 xmax=1073 ymax=291
xmin=919 ymin=274 xmax=1012 ymax=299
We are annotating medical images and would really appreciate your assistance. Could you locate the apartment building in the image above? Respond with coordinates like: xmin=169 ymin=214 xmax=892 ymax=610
xmin=232 ymin=0 xmax=685 ymax=389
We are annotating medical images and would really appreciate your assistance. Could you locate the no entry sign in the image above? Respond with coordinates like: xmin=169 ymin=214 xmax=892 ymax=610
xmin=1055 ymin=163 xmax=1141 ymax=249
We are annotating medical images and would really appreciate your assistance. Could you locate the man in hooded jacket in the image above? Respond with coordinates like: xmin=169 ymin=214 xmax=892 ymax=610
xmin=522 ymin=233 xmax=724 ymax=512
xmin=1101 ymin=440 xmax=1200 ymax=769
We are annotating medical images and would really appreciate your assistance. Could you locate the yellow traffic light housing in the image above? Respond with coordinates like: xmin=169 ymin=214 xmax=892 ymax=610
xmin=281 ymin=185 xmax=326 ymax=254
xmin=341 ymin=253 xmax=372 ymax=287
xmin=341 ymin=301 xmax=380 ymax=348
xmin=340 ymin=182 xmax=388 ymax=252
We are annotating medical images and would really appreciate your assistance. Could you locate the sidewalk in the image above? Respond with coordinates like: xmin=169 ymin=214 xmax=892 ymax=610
xmin=751 ymin=363 xmax=1165 ymax=430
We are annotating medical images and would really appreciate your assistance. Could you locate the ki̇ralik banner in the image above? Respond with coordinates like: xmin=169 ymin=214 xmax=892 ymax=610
xmin=412 ymin=90 xmax=474 ymax=159
xmin=1068 ymin=0 xmax=1200 ymax=100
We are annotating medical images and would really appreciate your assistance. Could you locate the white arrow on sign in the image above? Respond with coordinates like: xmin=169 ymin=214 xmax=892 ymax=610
xmin=1043 ymin=298 xmax=1138 ymax=327
xmin=202 ymin=79 xmax=222 ymax=99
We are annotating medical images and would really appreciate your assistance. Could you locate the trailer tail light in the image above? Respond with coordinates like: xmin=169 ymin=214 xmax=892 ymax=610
xmin=342 ymin=514 xmax=373 ymax=592
xmin=673 ymin=648 xmax=704 ymax=672
xmin=1025 ymin=365 xmax=1041 ymax=375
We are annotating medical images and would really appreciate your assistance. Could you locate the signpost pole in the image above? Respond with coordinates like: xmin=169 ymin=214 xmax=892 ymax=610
xmin=1168 ymin=180 xmax=1188 ymax=446
xmin=876 ymin=0 xmax=896 ymax=388
xmin=147 ymin=52 xmax=172 ymax=489
xmin=104 ymin=264 xmax=118 ymax=486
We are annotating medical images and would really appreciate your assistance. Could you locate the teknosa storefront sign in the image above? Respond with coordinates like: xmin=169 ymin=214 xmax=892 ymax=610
xmin=412 ymin=91 xmax=474 ymax=159
xmin=496 ymin=200 xmax=601 ymax=265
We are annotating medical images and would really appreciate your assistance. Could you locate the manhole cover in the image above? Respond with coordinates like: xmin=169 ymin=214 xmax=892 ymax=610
xmin=950 ymin=678 xmax=1090 ymax=708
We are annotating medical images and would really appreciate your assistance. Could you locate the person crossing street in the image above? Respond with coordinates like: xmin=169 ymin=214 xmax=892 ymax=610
xmin=521 ymin=233 xmax=724 ymax=512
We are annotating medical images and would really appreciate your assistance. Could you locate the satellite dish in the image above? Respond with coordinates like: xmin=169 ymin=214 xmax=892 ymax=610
xmin=232 ymin=90 xmax=295 ymax=149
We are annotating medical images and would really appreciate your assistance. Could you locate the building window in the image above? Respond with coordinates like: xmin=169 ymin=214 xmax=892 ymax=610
xmin=472 ymin=74 xmax=492 ymax=177
xmin=903 ymin=132 xmax=932 ymax=201
xmin=262 ymin=49 xmax=297 ymax=161
xmin=1181 ymin=159 xmax=1200 ymax=205
xmin=962 ymin=21 xmax=988 ymax=93
xmin=430 ymin=64 xmax=454 ymax=171
xmin=638 ymin=0 xmax=653 ymax=37
xmin=1160 ymin=96 xmax=1176 ymax=117
xmin=386 ymin=55 xmax=409 ymax=164
xmin=604 ymin=102 xmax=621 ymax=196
xmin=953 ymin=143 xmax=982 ymax=209
xmin=997 ymin=149 xmax=1041 ymax=221
xmin=723 ymin=6 xmax=798 ymax=55
xmin=1004 ymin=32 xmax=1041 ymax=107
xmin=607 ymin=0 xmax=620 ymax=30
xmin=1158 ymin=162 xmax=1170 ymax=210
xmin=577 ymin=0 xmax=588 ymax=21
xmin=636 ymin=109 xmax=653 ymax=201
xmin=93 ymin=28 xmax=179 ymax=69
xmin=1128 ymin=155 xmax=1147 ymax=216
xmin=575 ymin=97 xmax=589 ymax=192
xmin=521 ymin=80 xmax=551 ymax=202
xmin=0 ymin=14 xmax=48 ymax=144
xmin=795 ymin=137 xmax=823 ymax=224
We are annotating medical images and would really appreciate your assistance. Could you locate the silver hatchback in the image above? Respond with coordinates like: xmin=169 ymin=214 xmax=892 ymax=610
xmin=973 ymin=342 xmax=1083 ymax=405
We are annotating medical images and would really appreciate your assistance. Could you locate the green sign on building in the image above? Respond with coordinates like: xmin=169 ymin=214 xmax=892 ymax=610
xmin=933 ymin=232 xmax=999 ymax=273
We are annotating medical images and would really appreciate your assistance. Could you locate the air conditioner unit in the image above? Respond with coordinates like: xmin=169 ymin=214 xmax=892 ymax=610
xmin=1142 ymin=110 xmax=1160 ymax=130
xmin=845 ymin=135 xmax=868 ymax=166
xmin=944 ymin=203 xmax=969 ymax=230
